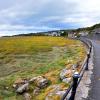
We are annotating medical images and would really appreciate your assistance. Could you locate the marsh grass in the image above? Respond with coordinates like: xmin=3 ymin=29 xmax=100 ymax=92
xmin=0 ymin=36 xmax=86 ymax=99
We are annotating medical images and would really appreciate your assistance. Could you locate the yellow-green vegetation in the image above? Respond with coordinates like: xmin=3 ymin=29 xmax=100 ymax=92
xmin=0 ymin=36 xmax=86 ymax=100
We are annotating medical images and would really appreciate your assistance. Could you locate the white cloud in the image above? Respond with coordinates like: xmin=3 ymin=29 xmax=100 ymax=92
xmin=0 ymin=0 xmax=50 ymax=24
xmin=0 ymin=0 xmax=100 ymax=36
xmin=0 ymin=24 xmax=58 ymax=36
xmin=0 ymin=24 xmax=58 ymax=31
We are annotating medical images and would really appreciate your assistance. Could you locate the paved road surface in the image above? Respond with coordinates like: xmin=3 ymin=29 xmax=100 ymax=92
xmin=87 ymin=34 xmax=100 ymax=100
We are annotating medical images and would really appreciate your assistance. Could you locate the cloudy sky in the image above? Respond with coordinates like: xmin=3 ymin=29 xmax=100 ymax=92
xmin=0 ymin=0 xmax=100 ymax=36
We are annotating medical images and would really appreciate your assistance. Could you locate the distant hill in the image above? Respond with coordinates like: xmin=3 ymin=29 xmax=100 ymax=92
xmin=3 ymin=23 xmax=100 ymax=37
xmin=75 ymin=23 xmax=100 ymax=33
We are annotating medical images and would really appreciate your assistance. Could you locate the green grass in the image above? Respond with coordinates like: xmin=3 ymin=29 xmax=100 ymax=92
xmin=0 ymin=36 xmax=86 ymax=100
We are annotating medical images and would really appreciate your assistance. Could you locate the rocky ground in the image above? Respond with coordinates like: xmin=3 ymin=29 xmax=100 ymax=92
xmin=12 ymin=63 xmax=82 ymax=100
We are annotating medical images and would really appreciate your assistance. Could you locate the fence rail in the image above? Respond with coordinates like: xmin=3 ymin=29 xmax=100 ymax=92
xmin=61 ymin=37 xmax=92 ymax=100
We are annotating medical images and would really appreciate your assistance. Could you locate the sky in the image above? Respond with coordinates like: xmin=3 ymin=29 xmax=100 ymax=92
xmin=0 ymin=0 xmax=100 ymax=36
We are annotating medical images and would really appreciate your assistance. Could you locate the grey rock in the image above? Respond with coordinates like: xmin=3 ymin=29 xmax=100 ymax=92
xmin=45 ymin=85 xmax=67 ymax=100
xmin=62 ymin=77 xmax=72 ymax=83
xmin=12 ymin=84 xmax=18 ymax=89
xmin=29 ymin=77 xmax=37 ymax=83
xmin=37 ymin=78 xmax=48 ymax=88
xmin=72 ymin=63 xmax=79 ymax=69
xmin=13 ymin=78 xmax=29 ymax=89
xmin=56 ymin=90 xmax=66 ymax=97
xmin=33 ymin=87 xmax=40 ymax=95
xmin=16 ymin=83 xmax=29 ymax=94
xmin=60 ymin=68 xmax=72 ymax=80
xmin=30 ymin=76 xmax=49 ymax=88
xmin=23 ymin=92 xmax=31 ymax=100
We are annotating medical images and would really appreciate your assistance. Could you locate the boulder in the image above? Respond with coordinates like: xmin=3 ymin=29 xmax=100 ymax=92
xmin=13 ymin=84 xmax=17 ymax=89
xmin=62 ymin=77 xmax=72 ymax=83
xmin=29 ymin=77 xmax=37 ymax=83
xmin=29 ymin=76 xmax=49 ymax=88
xmin=72 ymin=63 xmax=79 ymax=69
xmin=33 ymin=87 xmax=40 ymax=95
xmin=16 ymin=83 xmax=29 ymax=94
xmin=45 ymin=85 xmax=67 ymax=100
xmin=23 ymin=92 xmax=31 ymax=100
xmin=60 ymin=68 xmax=72 ymax=80
xmin=13 ymin=78 xmax=28 ymax=89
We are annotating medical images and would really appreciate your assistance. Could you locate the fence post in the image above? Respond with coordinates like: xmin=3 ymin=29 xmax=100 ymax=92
xmin=89 ymin=46 xmax=92 ymax=53
xmin=69 ymin=72 xmax=80 ymax=100
xmin=85 ymin=52 xmax=90 ymax=70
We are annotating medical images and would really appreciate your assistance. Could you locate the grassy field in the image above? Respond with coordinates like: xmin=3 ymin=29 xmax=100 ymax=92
xmin=0 ymin=36 xmax=86 ymax=100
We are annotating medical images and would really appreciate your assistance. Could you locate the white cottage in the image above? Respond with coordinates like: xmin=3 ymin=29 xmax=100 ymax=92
xmin=50 ymin=32 xmax=60 ymax=36
xmin=68 ymin=32 xmax=74 ymax=38
xmin=78 ymin=31 xmax=88 ymax=36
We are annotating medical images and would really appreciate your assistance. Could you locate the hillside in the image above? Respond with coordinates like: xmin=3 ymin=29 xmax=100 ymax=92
xmin=6 ymin=23 xmax=100 ymax=37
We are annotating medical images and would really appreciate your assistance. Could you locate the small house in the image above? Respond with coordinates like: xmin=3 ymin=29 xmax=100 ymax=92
xmin=78 ymin=31 xmax=88 ymax=36
xmin=68 ymin=32 xmax=74 ymax=38
xmin=48 ymin=31 xmax=60 ymax=36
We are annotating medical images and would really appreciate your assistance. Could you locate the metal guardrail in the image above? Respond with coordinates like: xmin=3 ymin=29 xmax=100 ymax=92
xmin=61 ymin=37 xmax=92 ymax=100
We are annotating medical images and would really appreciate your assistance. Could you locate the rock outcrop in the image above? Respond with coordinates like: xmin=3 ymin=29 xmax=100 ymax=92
xmin=29 ymin=76 xmax=49 ymax=88
xmin=45 ymin=85 xmax=67 ymax=100
xmin=13 ymin=76 xmax=49 ymax=95
xmin=16 ymin=83 xmax=29 ymax=94
xmin=23 ymin=92 xmax=31 ymax=100
xmin=60 ymin=68 xmax=72 ymax=80
xmin=60 ymin=68 xmax=72 ymax=83
xmin=33 ymin=87 xmax=40 ymax=95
